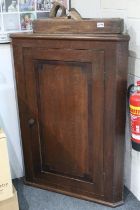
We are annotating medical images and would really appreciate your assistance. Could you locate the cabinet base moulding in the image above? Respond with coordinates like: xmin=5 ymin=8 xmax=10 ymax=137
xmin=24 ymin=180 xmax=124 ymax=207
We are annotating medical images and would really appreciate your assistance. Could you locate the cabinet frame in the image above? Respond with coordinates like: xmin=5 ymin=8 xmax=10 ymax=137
xmin=11 ymin=34 xmax=129 ymax=207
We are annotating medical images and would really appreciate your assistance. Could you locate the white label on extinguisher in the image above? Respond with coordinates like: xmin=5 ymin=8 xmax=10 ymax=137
xmin=131 ymin=114 xmax=140 ymax=134
xmin=136 ymin=125 xmax=140 ymax=133
xmin=130 ymin=113 xmax=140 ymax=142
xmin=132 ymin=133 xmax=140 ymax=140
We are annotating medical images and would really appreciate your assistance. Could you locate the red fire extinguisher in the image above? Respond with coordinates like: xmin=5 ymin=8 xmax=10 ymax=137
xmin=129 ymin=81 xmax=140 ymax=151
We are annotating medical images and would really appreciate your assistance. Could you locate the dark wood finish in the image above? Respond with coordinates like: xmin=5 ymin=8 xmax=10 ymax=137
xmin=33 ymin=18 xmax=124 ymax=34
xmin=11 ymin=32 xmax=129 ymax=207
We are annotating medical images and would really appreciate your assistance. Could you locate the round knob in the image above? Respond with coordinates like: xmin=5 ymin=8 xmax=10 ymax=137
xmin=28 ymin=118 xmax=35 ymax=126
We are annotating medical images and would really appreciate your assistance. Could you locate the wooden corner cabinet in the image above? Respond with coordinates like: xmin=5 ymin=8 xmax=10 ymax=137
xmin=11 ymin=30 xmax=129 ymax=207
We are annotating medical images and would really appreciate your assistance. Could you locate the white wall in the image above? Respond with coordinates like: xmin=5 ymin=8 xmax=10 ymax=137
xmin=71 ymin=0 xmax=101 ymax=18
xmin=101 ymin=0 xmax=140 ymax=201
xmin=0 ymin=44 xmax=24 ymax=179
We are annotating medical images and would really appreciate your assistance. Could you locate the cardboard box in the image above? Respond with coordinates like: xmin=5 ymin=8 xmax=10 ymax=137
xmin=0 ymin=186 xmax=19 ymax=210
xmin=0 ymin=129 xmax=13 ymax=201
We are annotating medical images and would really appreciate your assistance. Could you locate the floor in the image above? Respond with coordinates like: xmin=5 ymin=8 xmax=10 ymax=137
xmin=13 ymin=179 xmax=140 ymax=210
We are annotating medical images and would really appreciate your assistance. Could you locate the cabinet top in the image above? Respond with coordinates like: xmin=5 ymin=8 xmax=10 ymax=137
xmin=10 ymin=32 xmax=129 ymax=42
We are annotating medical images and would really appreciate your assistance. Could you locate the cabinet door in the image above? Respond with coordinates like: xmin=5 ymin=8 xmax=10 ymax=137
xmin=22 ymin=47 xmax=104 ymax=197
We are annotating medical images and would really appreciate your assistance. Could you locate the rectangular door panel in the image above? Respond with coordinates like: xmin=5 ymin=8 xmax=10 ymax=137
xmin=37 ymin=61 xmax=90 ymax=180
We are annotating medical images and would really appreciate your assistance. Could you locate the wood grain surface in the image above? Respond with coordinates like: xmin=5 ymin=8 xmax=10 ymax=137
xmin=11 ymin=31 xmax=129 ymax=207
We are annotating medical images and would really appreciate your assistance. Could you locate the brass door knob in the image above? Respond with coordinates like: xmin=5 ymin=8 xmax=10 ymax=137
xmin=28 ymin=118 xmax=35 ymax=126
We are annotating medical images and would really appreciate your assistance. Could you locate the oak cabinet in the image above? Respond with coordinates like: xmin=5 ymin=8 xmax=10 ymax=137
xmin=11 ymin=33 xmax=129 ymax=207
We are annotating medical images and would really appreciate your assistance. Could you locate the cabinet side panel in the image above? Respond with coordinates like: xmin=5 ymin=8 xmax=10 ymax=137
xmin=103 ymin=43 xmax=117 ymax=202
xmin=113 ymin=42 xmax=129 ymax=202
xmin=103 ymin=41 xmax=129 ymax=203
xmin=12 ymin=44 xmax=34 ymax=181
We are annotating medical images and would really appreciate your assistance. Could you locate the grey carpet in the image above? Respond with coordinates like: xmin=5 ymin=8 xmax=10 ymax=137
xmin=13 ymin=178 xmax=140 ymax=210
